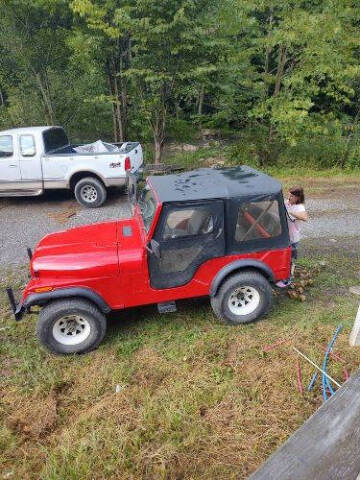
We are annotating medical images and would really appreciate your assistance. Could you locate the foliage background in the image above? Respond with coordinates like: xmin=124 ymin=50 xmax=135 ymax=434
xmin=0 ymin=0 xmax=360 ymax=166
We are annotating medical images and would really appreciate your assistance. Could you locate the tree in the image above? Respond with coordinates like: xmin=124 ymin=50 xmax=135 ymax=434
xmin=71 ymin=0 xmax=133 ymax=142
xmin=123 ymin=0 xmax=223 ymax=163
xmin=228 ymin=0 xmax=360 ymax=165
xmin=0 ymin=0 xmax=73 ymax=125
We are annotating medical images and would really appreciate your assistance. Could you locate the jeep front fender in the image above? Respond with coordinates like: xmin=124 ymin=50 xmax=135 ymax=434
xmin=13 ymin=287 xmax=111 ymax=321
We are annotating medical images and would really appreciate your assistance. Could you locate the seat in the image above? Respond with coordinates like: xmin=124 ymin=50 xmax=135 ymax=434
xmin=188 ymin=210 xmax=213 ymax=235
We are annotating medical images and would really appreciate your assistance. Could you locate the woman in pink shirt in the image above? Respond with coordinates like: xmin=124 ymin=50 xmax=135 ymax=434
xmin=276 ymin=187 xmax=308 ymax=288
xmin=286 ymin=186 xmax=308 ymax=260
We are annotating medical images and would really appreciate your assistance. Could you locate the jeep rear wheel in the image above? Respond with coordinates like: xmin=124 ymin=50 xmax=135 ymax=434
xmin=74 ymin=177 xmax=107 ymax=208
xmin=36 ymin=298 xmax=107 ymax=354
xmin=211 ymin=271 xmax=273 ymax=325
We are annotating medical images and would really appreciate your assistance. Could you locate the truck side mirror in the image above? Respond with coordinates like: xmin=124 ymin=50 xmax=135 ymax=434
xmin=146 ymin=239 xmax=161 ymax=258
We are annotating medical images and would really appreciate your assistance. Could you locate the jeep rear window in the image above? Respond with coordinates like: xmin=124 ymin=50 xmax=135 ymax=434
xmin=235 ymin=200 xmax=282 ymax=242
xmin=140 ymin=187 xmax=157 ymax=232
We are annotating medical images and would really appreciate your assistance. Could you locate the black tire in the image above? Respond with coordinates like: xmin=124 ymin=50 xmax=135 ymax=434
xmin=210 ymin=270 xmax=273 ymax=325
xmin=36 ymin=298 xmax=107 ymax=354
xmin=74 ymin=176 xmax=107 ymax=208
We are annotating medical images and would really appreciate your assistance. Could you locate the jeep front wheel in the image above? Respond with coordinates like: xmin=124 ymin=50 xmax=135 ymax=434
xmin=210 ymin=271 xmax=273 ymax=325
xmin=74 ymin=176 xmax=107 ymax=208
xmin=36 ymin=298 xmax=107 ymax=354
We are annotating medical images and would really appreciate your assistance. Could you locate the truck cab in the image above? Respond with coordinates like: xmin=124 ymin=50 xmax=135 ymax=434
xmin=7 ymin=166 xmax=292 ymax=354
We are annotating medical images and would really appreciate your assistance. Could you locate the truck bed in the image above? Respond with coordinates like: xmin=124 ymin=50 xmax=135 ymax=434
xmin=47 ymin=141 xmax=140 ymax=156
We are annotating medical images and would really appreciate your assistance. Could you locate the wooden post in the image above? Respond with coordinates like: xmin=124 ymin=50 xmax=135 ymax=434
xmin=249 ymin=371 xmax=360 ymax=480
xmin=350 ymin=304 xmax=360 ymax=347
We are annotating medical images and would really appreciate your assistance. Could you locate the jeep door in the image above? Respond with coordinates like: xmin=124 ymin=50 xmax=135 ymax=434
xmin=148 ymin=200 xmax=225 ymax=289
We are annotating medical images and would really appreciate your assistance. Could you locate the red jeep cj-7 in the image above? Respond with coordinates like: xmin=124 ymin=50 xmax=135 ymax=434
xmin=7 ymin=166 xmax=292 ymax=354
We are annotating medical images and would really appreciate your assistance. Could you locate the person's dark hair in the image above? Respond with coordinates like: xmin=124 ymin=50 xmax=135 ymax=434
xmin=289 ymin=186 xmax=305 ymax=204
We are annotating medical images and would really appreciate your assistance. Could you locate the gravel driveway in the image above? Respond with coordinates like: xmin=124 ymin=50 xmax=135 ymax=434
xmin=0 ymin=185 xmax=359 ymax=267
xmin=0 ymin=190 xmax=130 ymax=266
xmin=302 ymin=193 xmax=360 ymax=239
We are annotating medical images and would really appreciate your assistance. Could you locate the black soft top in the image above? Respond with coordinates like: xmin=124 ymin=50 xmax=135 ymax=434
xmin=149 ymin=166 xmax=282 ymax=203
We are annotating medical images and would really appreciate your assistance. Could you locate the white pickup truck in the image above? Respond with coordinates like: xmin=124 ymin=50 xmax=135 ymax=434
xmin=0 ymin=126 xmax=143 ymax=207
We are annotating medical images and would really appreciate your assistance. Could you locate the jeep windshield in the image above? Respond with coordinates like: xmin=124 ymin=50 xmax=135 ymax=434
xmin=139 ymin=185 xmax=157 ymax=232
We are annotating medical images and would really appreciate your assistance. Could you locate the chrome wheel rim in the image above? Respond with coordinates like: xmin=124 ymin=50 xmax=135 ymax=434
xmin=53 ymin=315 xmax=91 ymax=345
xmin=80 ymin=185 xmax=98 ymax=203
xmin=228 ymin=286 xmax=260 ymax=316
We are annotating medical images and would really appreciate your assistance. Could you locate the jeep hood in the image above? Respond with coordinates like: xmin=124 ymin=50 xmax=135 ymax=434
xmin=32 ymin=221 xmax=120 ymax=276
xmin=30 ymin=217 xmax=144 ymax=278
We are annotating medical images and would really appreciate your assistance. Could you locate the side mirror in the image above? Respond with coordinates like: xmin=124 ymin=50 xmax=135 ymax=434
xmin=146 ymin=239 xmax=161 ymax=258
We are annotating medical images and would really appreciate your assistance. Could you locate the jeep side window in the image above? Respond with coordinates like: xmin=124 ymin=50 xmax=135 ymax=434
xmin=0 ymin=135 xmax=13 ymax=158
xmin=235 ymin=200 xmax=282 ymax=242
xmin=163 ymin=208 xmax=214 ymax=240
xmin=140 ymin=188 xmax=157 ymax=232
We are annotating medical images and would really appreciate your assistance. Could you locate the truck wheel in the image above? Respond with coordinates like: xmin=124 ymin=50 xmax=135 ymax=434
xmin=74 ymin=177 xmax=107 ymax=208
xmin=210 ymin=271 xmax=273 ymax=325
xmin=36 ymin=298 xmax=107 ymax=354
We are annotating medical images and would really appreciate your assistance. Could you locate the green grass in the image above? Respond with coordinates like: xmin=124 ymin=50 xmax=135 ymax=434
xmin=1 ymin=249 xmax=360 ymax=479
xmin=164 ymin=143 xmax=227 ymax=170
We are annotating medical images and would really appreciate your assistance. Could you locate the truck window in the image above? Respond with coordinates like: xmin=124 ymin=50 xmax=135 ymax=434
xmin=163 ymin=208 xmax=214 ymax=240
xmin=235 ymin=200 xmax=282 ymax=241
xmin=0 ymin=135 xmax=13 ymax=158
xmin=20 ymin=135 xmax=36 ymax=157
xmin=43 ymin=128 xmax=69 ymax=153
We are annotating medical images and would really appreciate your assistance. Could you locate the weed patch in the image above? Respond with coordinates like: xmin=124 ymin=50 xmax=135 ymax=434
xmin=1 ymin=251 xmax=360 ymax=479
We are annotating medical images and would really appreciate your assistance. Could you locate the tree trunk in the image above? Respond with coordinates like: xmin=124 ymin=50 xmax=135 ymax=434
xmin=120 ymin=77 xmax=127 ymax=139
xmin=0 ymin=88 xmax=4 ymax=107
xmin=119 ymin=37 xmax=131 ymax=140
xmin=273 ymin=45 xmax=287 ymax=98
xmin=33 ymin=71 xmax=54 ymax=124
xmin=113 ymin=75 xmax=124 ymax=142
xmin=264 ymin=14 xmax=273 ymax=76
xmin=154 ymin=136 xmax=163 ymax=164
xmin=106 ymin=64 xmax=119 ymax=142
xmin=153 ymin=102 xmax=166 ymax=164
xmin=268 ymin=45 xmax=288 ymax=150
xmin=112 ymin=35 xmax=132 ymax=142
xmin=198 ymin=85 xmax=204 ymax=115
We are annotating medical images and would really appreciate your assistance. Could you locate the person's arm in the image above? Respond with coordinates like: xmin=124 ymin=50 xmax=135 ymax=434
xmin=291 ymin=209 xmax=308 ymax=221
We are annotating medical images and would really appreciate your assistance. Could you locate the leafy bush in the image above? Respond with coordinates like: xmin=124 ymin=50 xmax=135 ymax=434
xmin=166 ymin=118 xmax=197 ymax=143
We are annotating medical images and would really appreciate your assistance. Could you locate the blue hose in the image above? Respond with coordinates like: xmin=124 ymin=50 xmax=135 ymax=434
xmin=322 ymin=324 xmax=342 ymax=401
xmin=307 ymin=372 xmax=318 ymax=392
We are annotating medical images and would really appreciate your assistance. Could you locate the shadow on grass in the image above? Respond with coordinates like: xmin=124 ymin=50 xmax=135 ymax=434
xmin=104 ymin=297 xmax=211 ymax=345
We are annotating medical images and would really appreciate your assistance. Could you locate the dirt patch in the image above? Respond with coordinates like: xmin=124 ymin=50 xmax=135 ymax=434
xmin=7 ymin=391 xmax=58 ymax=440
xmin=0 ymin=358 xmax=19 ymax=379
xmin=47 ymin=207 xmax=78 ymax=224
xmin=201 ymin=156 xmax=226 ymax=167
xmin=132 ymin=347 xmax=171 ymax=388
xmin=75 ymin=387 xmax=141 ymax=431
